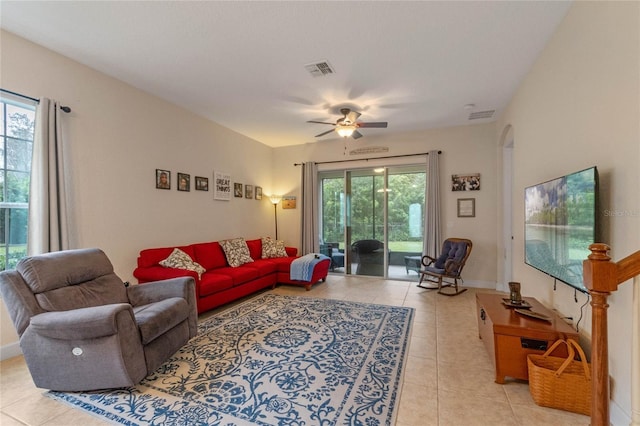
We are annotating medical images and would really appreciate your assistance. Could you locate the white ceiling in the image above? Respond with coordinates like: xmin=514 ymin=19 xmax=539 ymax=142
xmin=1 ymin=1 xmax=572 ymax=148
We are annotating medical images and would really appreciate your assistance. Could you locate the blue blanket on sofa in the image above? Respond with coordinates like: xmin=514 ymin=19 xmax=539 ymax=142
xmin=290 ymin=253 xmax=330 ymax=281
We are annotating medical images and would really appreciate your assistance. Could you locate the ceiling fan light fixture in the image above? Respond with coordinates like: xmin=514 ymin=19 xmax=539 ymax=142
xmin=336 ymin=124 xmax=356 ymax=138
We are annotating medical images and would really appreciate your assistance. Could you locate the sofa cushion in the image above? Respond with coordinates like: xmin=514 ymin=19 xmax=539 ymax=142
xmin=250 ymin=259 xmax=278 ymax=275
xmin=285 ymin=247 xmax=297 ymax=257
xmin=245 ymin=239 xmax=262 ymax=260
xmin=138 ymin=245 xmax=196 ymax=268
xmin=199 ymin=272 xmax=234 ymax=297
xmin=159 ymin=248 xmax=206 ymax=279
xmin=435 ymin=240 xmax=468 ymax=273
xmin=213 ymin=265 xmax=260 ymax=286
xmin=261 ymin=237 xmax=288 ymax=259
xmin=193 ymin=241 xmax=228 ymax=270
xmin=134 ymin=265 xmax=198 ymax=284
xmin=133 ymin=297 xmax=189 ymax=345
xmin=271 ymin=256 xmax=296 ymax=272
xmin=219 ymin=238 xmax=254 ymax=267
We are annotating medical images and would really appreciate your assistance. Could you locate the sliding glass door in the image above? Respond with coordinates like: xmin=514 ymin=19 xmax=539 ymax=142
xmin=348 ymin=168 xmax=386 ymax=276
xmin=319 ymin=165 xmax=425 ymax=280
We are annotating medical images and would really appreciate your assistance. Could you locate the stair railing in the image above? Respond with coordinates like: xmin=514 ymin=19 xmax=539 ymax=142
xmin=583 ymin=243 xmax=640 ymax=426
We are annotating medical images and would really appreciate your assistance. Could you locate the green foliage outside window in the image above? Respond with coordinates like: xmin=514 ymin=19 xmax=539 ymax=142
xmin=0 ymin=100 xmax=35 ymax=270
xmin=321 ymin=171 xmax=426 ymax=250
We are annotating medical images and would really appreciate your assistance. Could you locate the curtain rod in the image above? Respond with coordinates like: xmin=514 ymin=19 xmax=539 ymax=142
xmin=0 ymin=88 xmax=71 ymax=113
xmin=293 ymin=150 xmax=441 ymax=166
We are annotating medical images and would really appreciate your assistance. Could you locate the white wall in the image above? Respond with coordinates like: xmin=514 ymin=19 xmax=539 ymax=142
xmin=1 ymin=31 xmax=500 ymax=351
xmin=0 ymin=31 xmax=278 ymax=349
xmin=496 ymin=2 xmax=639 ymax=422
xmin=272 ymin=123 xmax=499 ymax=287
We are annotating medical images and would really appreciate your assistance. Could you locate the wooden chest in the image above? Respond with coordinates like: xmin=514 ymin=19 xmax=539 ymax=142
xmin=476 ymin=292 xmax=579 ymax=384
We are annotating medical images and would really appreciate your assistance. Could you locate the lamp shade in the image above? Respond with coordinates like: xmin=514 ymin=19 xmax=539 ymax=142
xmin=269 ymin=195 xmax=282 ymax=205
xmin=336 ymin=124 xmax=356 ymax=138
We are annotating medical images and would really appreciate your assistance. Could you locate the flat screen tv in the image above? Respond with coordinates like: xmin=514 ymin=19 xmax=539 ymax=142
xmin=524 ymin=166 xmax=598 ymax=293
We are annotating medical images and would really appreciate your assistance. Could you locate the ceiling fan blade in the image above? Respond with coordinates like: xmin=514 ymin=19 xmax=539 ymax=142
xmin=357 ymin=122 xmax=388 ymax=128
xmin=307 ymin=120 xmax=336 ymax=125
xmin=315 ymin=129 xmax=336 ymax=138
xmin=352 ymin=130 xmax=363 ymax=139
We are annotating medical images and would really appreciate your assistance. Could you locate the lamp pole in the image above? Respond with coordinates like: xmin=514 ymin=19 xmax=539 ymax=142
xmin=270 ymin=195 xmax=282 ymax=240
xmin=274 ymin=203 xmax=278 ymax=240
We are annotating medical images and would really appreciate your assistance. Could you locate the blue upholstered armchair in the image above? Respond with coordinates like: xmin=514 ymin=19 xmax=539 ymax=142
xmin=0 ymin=248 xmax=197 ymax=391
xmin=320 ymin=242 xmax=345 ymax=270
xmin=418 ymin=238 xmax=473 ymax=296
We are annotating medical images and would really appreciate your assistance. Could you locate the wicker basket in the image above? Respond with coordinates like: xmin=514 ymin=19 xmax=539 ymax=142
xmin=527 ymin=338 xmax=591 ymax=416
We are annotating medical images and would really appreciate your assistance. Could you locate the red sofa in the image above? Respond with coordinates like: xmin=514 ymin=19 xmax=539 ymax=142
xmin=133 ymin=238 xmax=330 ymax=314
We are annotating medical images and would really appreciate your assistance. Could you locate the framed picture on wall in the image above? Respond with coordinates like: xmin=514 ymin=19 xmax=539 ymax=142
xmin=452 ymin=173 xmax=480 ymax=191
xmin=195 ymin=176 xmax=208 ymax=191
xmin=255 ymin=186 xmax=262 ymax=200
xmin=457 ymin=198 xmax=475 ymax=217
xmin=156 ymin=169 xmax=171 ymax=190
xmin=214 ymin=171 xmax=231 ymax=200
xmin=177 ymin=173 xmax=190 ymax=192
xmin=234 ymin=183 xmax=243 ymax=198
xmin=282 ymin=196 xmax=296 ymax=209
xmin=245 ymin=185 xmax=254 ymax=199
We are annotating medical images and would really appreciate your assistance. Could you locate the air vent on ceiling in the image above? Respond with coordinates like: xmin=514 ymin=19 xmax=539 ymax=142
xmin=468 ymin=110 xmax=495 ymax=120
xmin=305 ymin=60 xmax=335 ymax=77
xmin=349 ymin=146 xmax=389 ymax=156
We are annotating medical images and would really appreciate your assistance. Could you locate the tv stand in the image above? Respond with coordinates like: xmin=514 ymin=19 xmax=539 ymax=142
xmin=476 ymin=292 xmax=579 ymax=384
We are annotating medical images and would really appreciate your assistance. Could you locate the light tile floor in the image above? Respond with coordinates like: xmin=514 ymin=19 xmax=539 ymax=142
xmin=1 ymin=275 xmax=590 ymax=425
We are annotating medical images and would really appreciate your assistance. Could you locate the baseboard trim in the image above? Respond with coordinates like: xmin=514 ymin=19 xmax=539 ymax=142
xmin=1 ymin=341 xmax=22 ymax=361
xmin=610 ymin=398 xmax=631 ymax=426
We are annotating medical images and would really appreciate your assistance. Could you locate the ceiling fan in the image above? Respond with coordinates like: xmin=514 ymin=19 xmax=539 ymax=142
xmin=307 ymin=108 xmax=388 ymax=139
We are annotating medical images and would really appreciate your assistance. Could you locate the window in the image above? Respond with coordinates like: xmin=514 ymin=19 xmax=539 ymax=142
xmin=319 ymin=165 xmax=426 ymax=280
xmin=0 ymin=95 xmax=36 ymax=270
xmin=320 ymin=166 xmax=426 ymax=249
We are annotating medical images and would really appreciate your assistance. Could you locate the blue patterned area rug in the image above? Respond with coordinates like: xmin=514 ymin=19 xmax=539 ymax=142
xmin=48 ymin=294 xmax=414 ymax=425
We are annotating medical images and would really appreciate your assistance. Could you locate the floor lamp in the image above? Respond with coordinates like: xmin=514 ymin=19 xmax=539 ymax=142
xmin=269 ymin=195 xmax=282 ymax=240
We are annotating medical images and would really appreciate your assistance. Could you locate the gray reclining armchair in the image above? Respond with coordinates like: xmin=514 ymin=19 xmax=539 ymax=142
xmin=0 ymin=248 xmax=197 ymax=391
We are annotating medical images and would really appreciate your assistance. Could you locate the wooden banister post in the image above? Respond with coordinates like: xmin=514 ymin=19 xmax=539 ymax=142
xmin=583 ymin=243 xmax=619 ymax=426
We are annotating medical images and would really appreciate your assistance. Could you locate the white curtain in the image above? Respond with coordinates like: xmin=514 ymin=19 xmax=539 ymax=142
xmin=423 ymin=150 xmax=441 ymax=258
xmin=300 ymin=162 xmax=319 ymax=255
xmin=27 ymin=98 xmax=70 ymax=255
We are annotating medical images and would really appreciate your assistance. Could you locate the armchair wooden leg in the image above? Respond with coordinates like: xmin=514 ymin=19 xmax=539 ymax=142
xmin=417 ymin=273 xmax=441 ymax=290
xmin=437 ymin=278 xmax=467 ymax=296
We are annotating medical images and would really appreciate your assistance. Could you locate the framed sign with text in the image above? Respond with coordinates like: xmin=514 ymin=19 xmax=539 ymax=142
xmin=214 ymin=171 xmax=231 ymax=200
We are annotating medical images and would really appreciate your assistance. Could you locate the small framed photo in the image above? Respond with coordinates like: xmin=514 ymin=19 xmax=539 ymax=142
xmin=245 ymin=184 xmax=254 ymax=199
xmin=195 ymin=176 xmax=208 ymax=191
xmin=282 ymin=196 xmax=297 ymax=209
xmin=156 ymin=169 xmax=171 ymax=190
xmin=177 ymin=173 xmax=190 ymax=192
xmin=234 ymin=183 xmax=243 ymax=198
xmin=255 ymin=186 xmax=262 ymax=200
xmin=457 ymin=198 xmax=475 ymax=218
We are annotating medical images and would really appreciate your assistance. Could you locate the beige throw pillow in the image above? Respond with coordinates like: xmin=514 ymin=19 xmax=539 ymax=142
xmin=159 ymin=248 xmax=206 ymax=278
xmin=261 ymin=237 xmax=288 ymax=259
xmin=220 ymin=238 xmax=254 ymax=267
